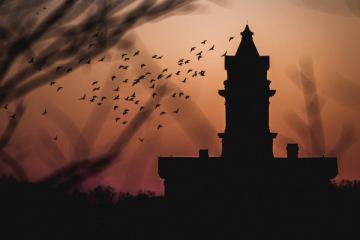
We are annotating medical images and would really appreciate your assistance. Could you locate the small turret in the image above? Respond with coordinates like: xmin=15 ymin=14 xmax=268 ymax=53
xmin=286 ymin=143 xmax=299 ymax=160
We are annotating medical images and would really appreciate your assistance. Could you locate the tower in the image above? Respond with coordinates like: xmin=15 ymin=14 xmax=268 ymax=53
xmin=158 ymin=24 xmax=338 ymax=202
xmin=218 ymin=25 xmax=277 ymax=172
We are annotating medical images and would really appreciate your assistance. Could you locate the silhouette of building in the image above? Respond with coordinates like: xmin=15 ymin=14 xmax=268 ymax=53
xmin=158 ymin=25 xmax=338 ymax=202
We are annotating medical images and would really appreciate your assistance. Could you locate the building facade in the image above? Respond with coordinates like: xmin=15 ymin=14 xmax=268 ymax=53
xmin=158 ymin=25 xmax=338 ymax=202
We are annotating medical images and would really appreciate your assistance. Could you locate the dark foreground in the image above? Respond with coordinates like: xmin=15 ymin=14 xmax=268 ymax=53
xmin=1 ymin=177 xmax=359 ymax=240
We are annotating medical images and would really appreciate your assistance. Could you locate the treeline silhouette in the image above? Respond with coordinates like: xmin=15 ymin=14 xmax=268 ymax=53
xmin=1 ymin=176 xmax=360 ymax=240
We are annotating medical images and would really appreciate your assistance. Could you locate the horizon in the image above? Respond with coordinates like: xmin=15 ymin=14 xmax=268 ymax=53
xmin=0 ymin=0 xmax=359 ymax=194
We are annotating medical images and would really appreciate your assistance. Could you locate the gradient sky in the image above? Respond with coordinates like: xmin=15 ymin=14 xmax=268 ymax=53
xmin=1 ymin=0 xmax=359 ymax=193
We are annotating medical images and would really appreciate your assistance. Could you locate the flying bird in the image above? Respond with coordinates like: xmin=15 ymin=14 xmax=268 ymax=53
xmin=122 ymin=121 xmax=128 ymax=125
xmin=160 ymin=111 xmax=166 ymax=116
xmin=173 ymin=108 xmax=180 ymax=114
xmin=196 ymin=51 xmax=203 ymax=56
xmin=49 ymin=81 xmax=56 ymax=86
xmin=221 ymin=51 xmax=227 ymax=57
xmin=115 ymin=117 xmax=121 ymax=122
xmin=133 ymin=79 xmax=141 ymax=86
xmin=181 ymin=78 xmax=187 ymax=83
xmin=155 ymin=103 xmax=161 ymax=109
xmin=152 ymin=55 xmax=158 ymax=58
xmin=201 ymin=40 xmax=207 ymax=44
xmin=113 ymin=105 xmax=119 ymax=110
xmin=140 ymin=64 xmax=146 ymax=68
xmin=176 ymin=71 xmax=181 ymax=75
xmin=123 ymin=109 xmax=129 ymax=115
xmin=229 ymin=36 xmax=234 ymax=42
xmin=121 ymin=53 xmax=127 ymax=58
xmin=197 ymin=55 xmax=203 ymax=61
xmin=190 ymin=47 xmax=196 ymax=52
xmin=92 ymin=87 xmax=100 ymax=91
xmin=56 ymin=86 xmax=63 ymax=92
xmin=113 ymin=87 xmax=119 ymax=92
xmin=208 ymin=45 xmax=215 ymax=51
xmin=157 ymin=124 xmax=163 ymax=130
xmin=138 ymin=138 xmax=144 ymax=142
xmin=42 ymin=108 xmax=47 ymax=115
xmin=53 ymin=135 xmax=58 ymax=141
xmin=139 ymin=106 xmax=145 ymax=111
xmin=112 ymin=76 xmax=116 ymax=81
xmin=90 ymin=96 xmax=97 ymax=102
xmin=10 ymin=113 xmax=16 ymax=120
xmin=152 ymin=93 xmax=157 ymax=98
xmin=3 ymin=104 xmax=8 ymax=110
xmin=91 ymin=81 xmax=98 ymax=85
xmin=133 ymin=50 xmax=140 ymax=56
xmin=98 ymin=56 xmax=105 ymax=62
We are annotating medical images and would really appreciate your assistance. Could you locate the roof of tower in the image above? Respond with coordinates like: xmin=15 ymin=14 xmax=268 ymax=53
xmin=235 ymin=24 xmax=259 ymax=57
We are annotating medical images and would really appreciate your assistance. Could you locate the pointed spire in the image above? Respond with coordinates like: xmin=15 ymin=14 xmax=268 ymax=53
xmin=236 ymin=24 xmax=259 ymax=57
xmin=241 ymin=24 xmax=253 ymax=38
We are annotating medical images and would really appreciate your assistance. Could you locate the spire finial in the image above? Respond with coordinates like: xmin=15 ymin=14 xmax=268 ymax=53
xmin=241 ymin=24 xmax=253 ymax=38
xmin=236 ymin=23 xmax=258 ymax=57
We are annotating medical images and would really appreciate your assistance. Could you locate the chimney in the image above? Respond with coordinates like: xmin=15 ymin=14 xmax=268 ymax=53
xmin=286 ymin=143 xmax=299 ymax=159
xmin=199 ymin=149 xmax=209 ymax=159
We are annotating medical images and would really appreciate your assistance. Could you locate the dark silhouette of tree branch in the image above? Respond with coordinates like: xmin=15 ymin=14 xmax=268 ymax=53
xmin=285 ymin=56 xmax=357 ymax=158
xmin=285 ymin=56 xmax=326 ymax=155
xmin=0 ymin=100 xmax=27 ymax=180
xmin=0 ymin=0 xmax=205 ymax=105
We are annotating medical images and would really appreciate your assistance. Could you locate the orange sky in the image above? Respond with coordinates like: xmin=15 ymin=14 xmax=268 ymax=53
xmin=1 ymin=0 xmax=359 ymax=193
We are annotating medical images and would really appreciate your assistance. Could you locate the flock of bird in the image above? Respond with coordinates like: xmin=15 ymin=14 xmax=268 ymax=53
xmin=2 ymin=34 xmax=237 ymax=144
